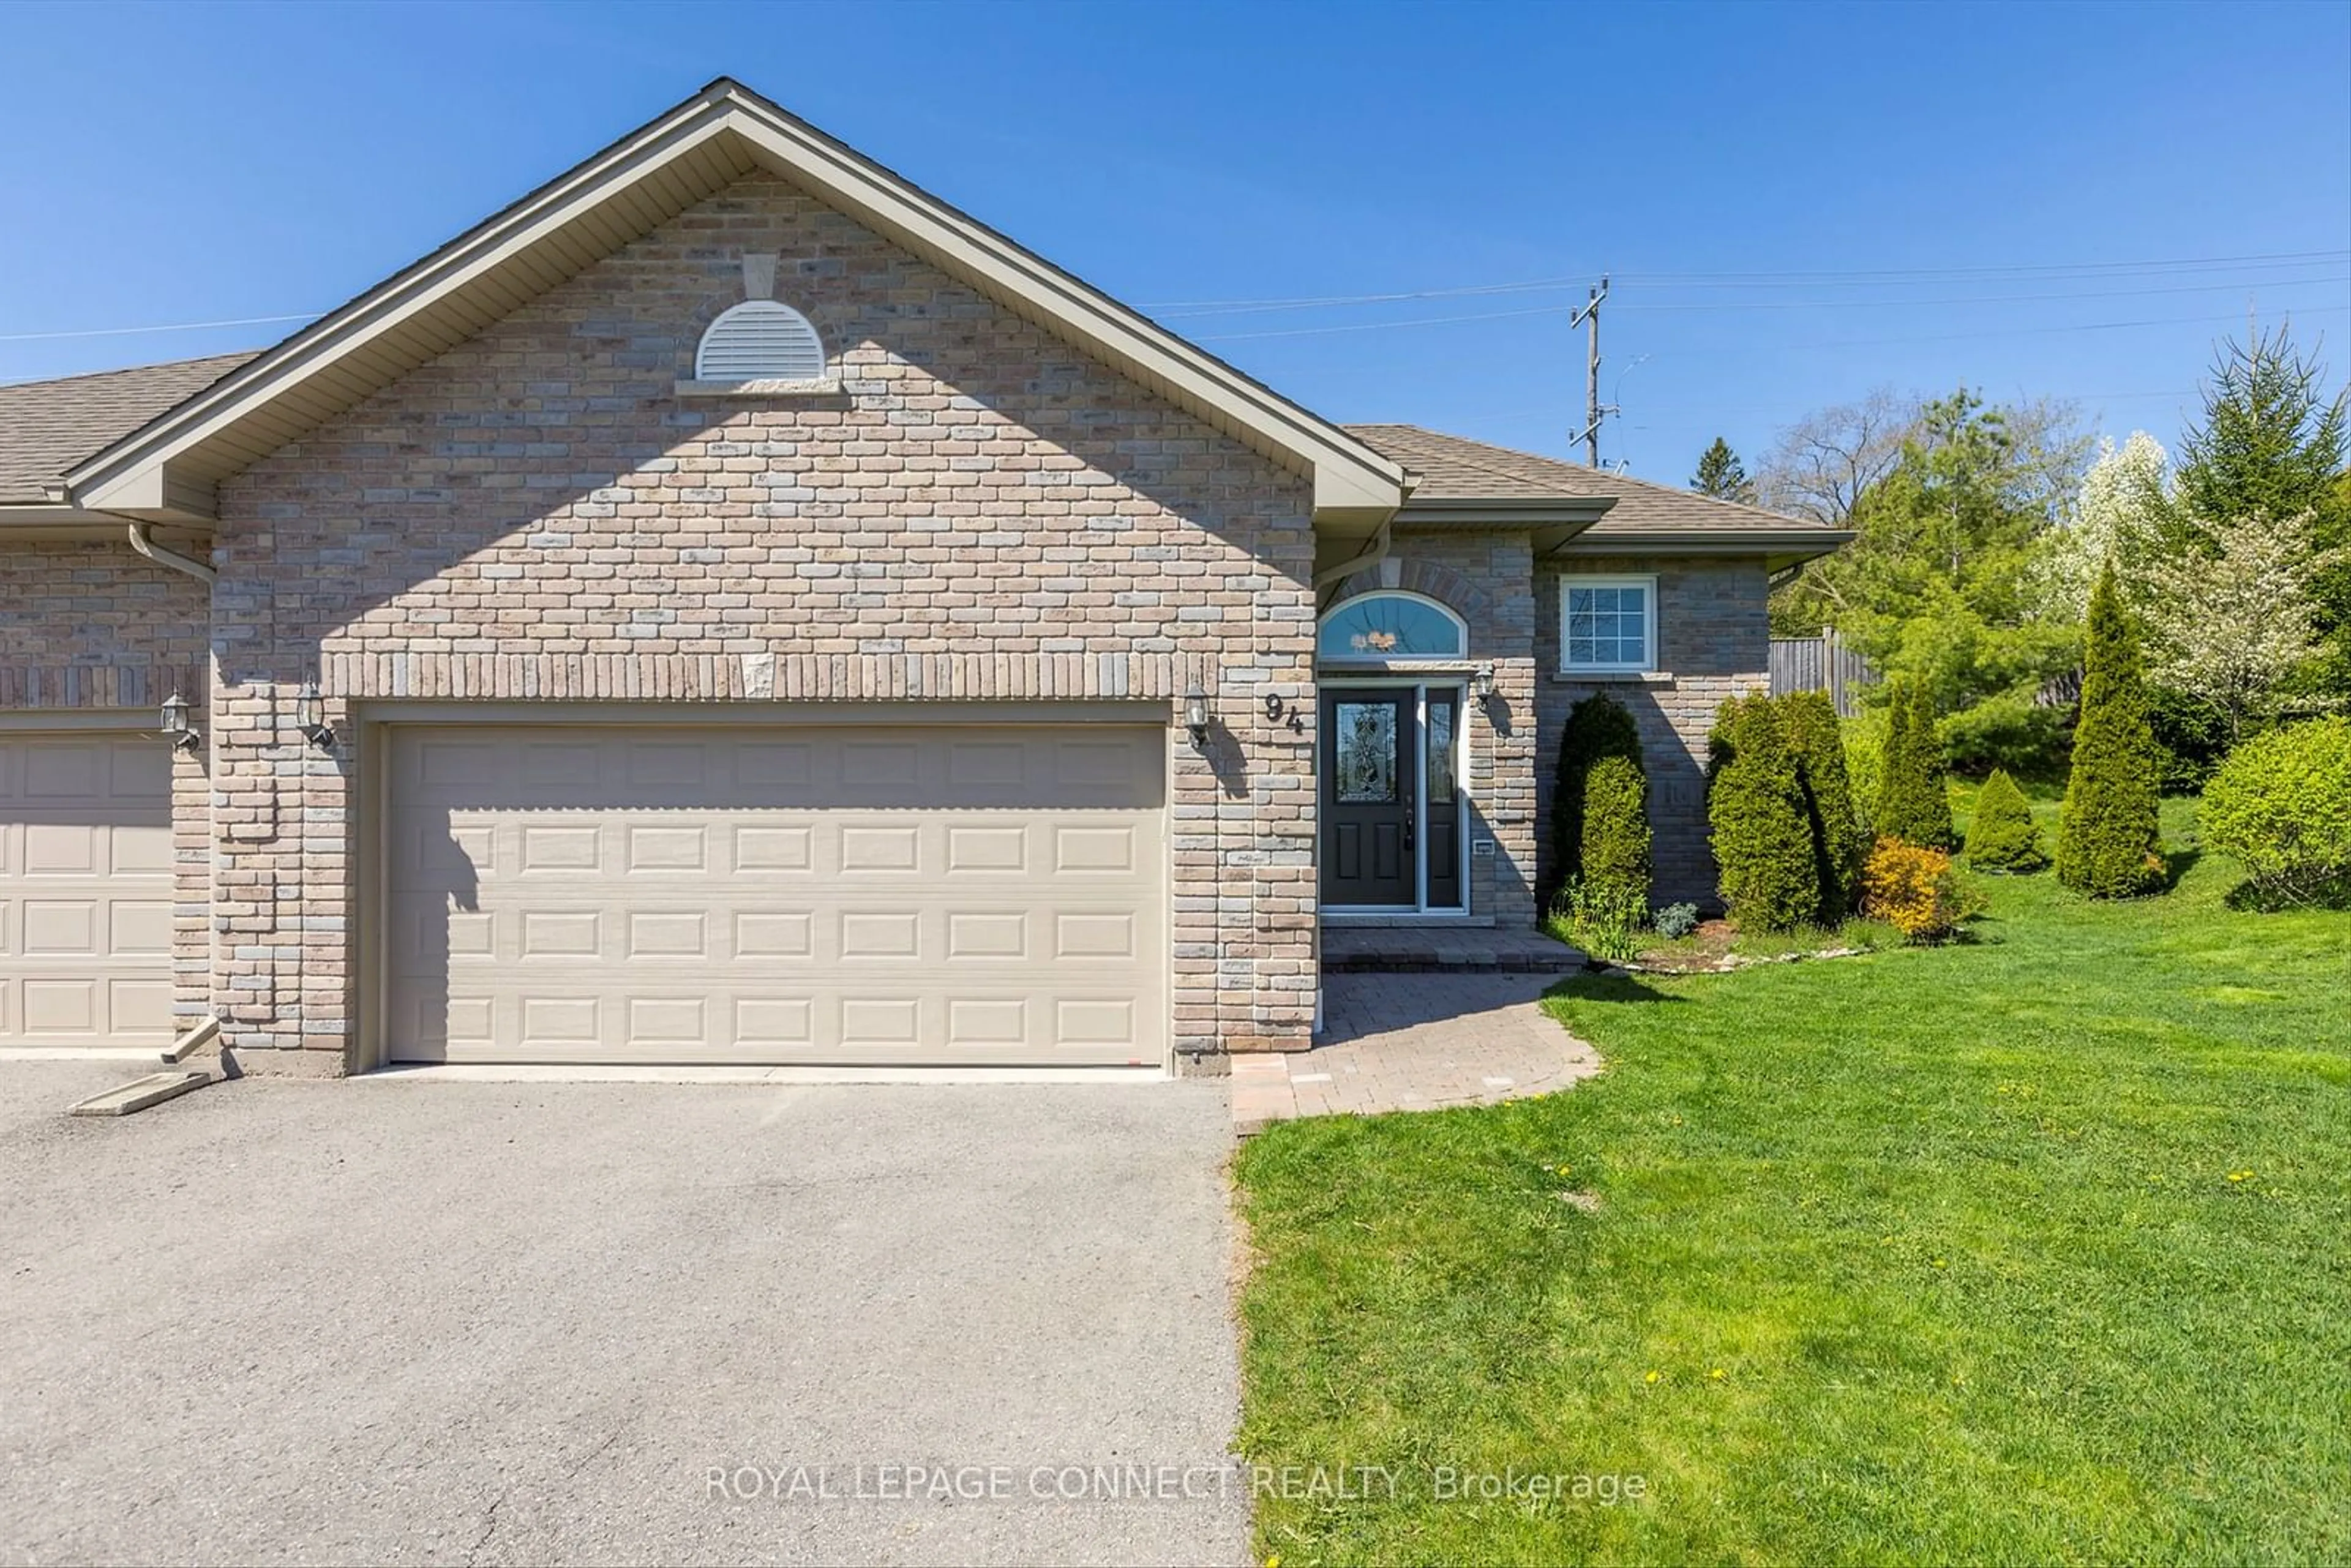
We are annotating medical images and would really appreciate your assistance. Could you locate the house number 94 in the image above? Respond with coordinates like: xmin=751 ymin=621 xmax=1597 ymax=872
xmin=1263 ymin=694 xmax=1307 ymax=733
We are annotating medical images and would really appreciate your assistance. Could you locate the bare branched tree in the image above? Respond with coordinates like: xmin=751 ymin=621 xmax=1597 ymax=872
xmin=1754 ymin=388 xmax=1919 ymax=527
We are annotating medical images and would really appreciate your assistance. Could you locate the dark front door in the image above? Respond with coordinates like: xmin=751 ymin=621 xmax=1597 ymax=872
xmin=1322 ymin=688 xmax=1418 ymax=907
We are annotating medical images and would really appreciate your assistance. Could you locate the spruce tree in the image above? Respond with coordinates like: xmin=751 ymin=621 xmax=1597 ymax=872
xmin=2176 ymin=327 xmax=2349 ymax=531
xmin=2173 ymin=326 xmax=2351 ymax=697
xmin=1707 ymin=696 xmax=1821 ymax=932
xmin=1779 ymin=690 xmax=1867 ymax=917
xmin=1691 ymin=437 xmax=1757 ymax=503
xmin=1875 ymin=678 xmax=1955 ymax=849
xmin=1543 ymin=692 xmax=1643 ymax=909
xmin=1965 ymin=768 xmax=2047 ymax=872
xmin=2058 ymin=564 xmax=2165 ymax=896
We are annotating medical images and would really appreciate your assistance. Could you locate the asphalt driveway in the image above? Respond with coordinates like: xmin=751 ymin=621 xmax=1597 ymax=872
xmin=0 ymin=1063 xmax=1243 ymax=1566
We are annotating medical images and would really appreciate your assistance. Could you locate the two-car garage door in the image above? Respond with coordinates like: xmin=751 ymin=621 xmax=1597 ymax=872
xmin=383 ymin=724 xmax=1166 ymax=1067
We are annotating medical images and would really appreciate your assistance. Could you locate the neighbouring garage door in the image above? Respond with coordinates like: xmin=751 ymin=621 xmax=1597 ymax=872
xmin=0 ymin=731 xmax=174 ymax=1048
xmin=384 ymin=723 xmax=1168 ymax=1066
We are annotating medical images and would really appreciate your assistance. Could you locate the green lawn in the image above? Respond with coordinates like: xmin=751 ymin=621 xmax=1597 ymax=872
xmin=1234 ymin=797 xmax=2351 ymax=1565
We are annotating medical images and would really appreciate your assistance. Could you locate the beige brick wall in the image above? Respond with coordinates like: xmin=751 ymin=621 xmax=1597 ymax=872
xmin=0 ymin=542 xmax=208 ymax=708
xmin=209 ymin=174 xmax=1319 ymax=1071
xmin=0 ymin=543 xmax=214 ymax=1024
xmin=1535 ymin=554 xmax=1771 ymax=909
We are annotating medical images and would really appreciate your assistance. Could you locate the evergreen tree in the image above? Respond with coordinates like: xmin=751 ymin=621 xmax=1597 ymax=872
xmin=1874 ymin=678 xmax=1955 ymax=849
xmin=1692 ymin=437 xmax=1757 ymax=503
xmin=1965 ymin=768 xmax=2047 ymax=872
xmin=2057 ymin=565 xmax=2165 ymax=896
xmin=2176 ymin=327 xmax=2349 ymax=531
xmin=2174 ymin=326 xmax=2351 ymax=696
xmin=1543 ymin=692 xmax=1643 ymax=910
xmin=1708 ymin=696 xmax=1821 ymax=932
xmin=1779 ymin=690 xmax=1867 ymax=917
xmin=1579 ymin=754 xmax=1653 ymax=906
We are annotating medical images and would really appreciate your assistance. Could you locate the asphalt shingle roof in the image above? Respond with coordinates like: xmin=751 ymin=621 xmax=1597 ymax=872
xmin=2 ymin=361 xmax=1835 ymax=547
xmin=0 ymin=353 xmax=258 ymax=503
xmin=1345 ymin=422 xmax=1834 ymax=536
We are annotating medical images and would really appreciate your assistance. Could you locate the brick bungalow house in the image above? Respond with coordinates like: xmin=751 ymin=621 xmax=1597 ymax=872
xmin=0 ymin=80 xmax=1847 ymax=1075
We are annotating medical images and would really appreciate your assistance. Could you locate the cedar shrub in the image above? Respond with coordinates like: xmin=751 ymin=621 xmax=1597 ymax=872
xmin=1780 ymin=689 xmax=1867 ymax=918
xmin=1580 ymin=753 xmax=1653 ymax=907
xmin=2057 ymin=565 xmax=2166 ymax=897
xmin=1965 ymin=768 xmax=2047 ymax=872
xmin=1544 ymin=692 xmax=1644 ymax=910
xmin=1707 ymin=694 xmax=1821 ymax=932
xmin=1875 ymin=677 xmax=1956 ymax=850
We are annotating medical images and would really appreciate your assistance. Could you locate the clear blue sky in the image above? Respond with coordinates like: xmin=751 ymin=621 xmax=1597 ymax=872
xmin=2 ymin=0 xmax=2345 ymax=486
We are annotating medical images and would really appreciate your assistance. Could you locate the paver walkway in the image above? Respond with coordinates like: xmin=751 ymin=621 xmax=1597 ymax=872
xmin=1231 ymin=972 xmax=1602 ymax=1135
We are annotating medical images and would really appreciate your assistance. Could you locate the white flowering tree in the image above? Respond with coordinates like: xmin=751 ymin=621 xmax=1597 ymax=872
xmin=2032 ymin=432 xmax=2172 ymax=618
xmin=2143 ymin=509 xmax=2336 ymax=745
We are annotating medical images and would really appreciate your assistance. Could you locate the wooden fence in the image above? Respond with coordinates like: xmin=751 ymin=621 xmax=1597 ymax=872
xmin=1769 ymin=629 xmax=1875 ymax=717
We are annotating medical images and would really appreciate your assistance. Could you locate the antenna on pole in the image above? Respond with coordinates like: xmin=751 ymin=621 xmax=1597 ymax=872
xmin=1569 ymin=274 xmax=1612 ymax=467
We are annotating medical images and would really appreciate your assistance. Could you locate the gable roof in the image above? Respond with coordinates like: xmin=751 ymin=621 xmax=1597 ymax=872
xmin=1346 ymin=423 xmax=1851 ymax=565
xmin=61 ymin=78 xmax=1406 ymax=523
xmin=0 ymin=353 xmax=254 ymax=506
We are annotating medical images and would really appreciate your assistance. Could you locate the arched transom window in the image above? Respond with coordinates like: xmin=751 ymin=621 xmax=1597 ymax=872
xmin=695 ymin=299 xmax=827 ymax=382
xmin=1318 ymin=591 xmax=1468 ymax=663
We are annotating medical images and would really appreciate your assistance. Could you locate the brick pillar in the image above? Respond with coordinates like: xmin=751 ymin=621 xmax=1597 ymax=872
xmin=210 ymin=677 xmax=354 ymax=1076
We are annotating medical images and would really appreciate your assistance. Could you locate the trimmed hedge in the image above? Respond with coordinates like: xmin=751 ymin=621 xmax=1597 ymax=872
xmin=1965 ymin=768 xmax=2047 ymax=872
xmin=1707 ymin=694 xmax=1821 ymax=932
xmin=1875 ymin=678 xmax=1956 ymax=850
xmin=1580 ymin=753 xmax=1653 ymax=906
xmin=2057 ymin=565 xmax=2165 ymax=898
xmin=1544 ymin=692 xmax=1644 ymax=910
xmin=1780 ymin=689 xmax=1867 ymax=919
xmin=2202 ymin=716 xmax=2351 ymax=906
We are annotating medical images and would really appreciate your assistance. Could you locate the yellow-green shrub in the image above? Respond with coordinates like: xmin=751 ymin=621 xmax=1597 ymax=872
xmin=1861 ymin=837 xmax=1966 ymax=943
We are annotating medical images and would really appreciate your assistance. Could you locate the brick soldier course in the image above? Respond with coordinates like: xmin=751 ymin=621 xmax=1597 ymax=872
xmin=0 ymin=80 xmax=1847 ymax=1076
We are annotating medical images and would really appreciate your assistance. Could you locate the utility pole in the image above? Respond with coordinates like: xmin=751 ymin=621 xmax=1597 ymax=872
xmin=1570 ymin=274 xmax=1611 ymax=468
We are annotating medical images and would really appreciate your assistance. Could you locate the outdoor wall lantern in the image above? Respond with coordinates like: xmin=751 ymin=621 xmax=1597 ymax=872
xmin=1184 ymin=685 xmax=1211 ymax=746
xmin=159 ymin=692 xmax=201 ymax=752
xmin=294 ymin=680 xmax=337 ymax=749
xmin=1473 ymin=661 xmax=1498 ymax=701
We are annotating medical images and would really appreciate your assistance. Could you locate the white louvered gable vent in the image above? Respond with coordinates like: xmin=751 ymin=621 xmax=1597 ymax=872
xmin=694 ymin=300 xmax=827 ymax=381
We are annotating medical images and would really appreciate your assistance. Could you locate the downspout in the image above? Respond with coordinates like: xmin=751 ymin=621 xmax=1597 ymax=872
xmin=119 ymin=517 xmax=217 ymax=584
xmin=103 ymin=508 xmax=228 ymax=1056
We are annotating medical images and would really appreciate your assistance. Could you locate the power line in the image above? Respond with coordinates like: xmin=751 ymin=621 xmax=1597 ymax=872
xmin=1610 ymin=273 xmax=2349 ymax=314
xmin=1198 ymin=302 xmax=1580 ymax=342
xmin=1613 ymin=249 xmax=2351 ymax=283
xmin=6 ymin=249 xmax=2344 ymax=345
xmin=1722 ymin=304 xmax=2351 ymax=356
xmin=1196 ymin=298 xmax=2351 ymax=346
xmin=1147 ymin=249 xmax=2351 ymax=317
xmin=0 ymin=311 xmax=322 ymax=344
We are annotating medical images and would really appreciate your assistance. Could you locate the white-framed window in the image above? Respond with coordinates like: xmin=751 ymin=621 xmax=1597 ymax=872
xmin=1560 ymin=574 xmax=1657 ymax=673
xmin=1318 ymin=590 xmax=1468 ymax=664
xmin=694 ymin=300 xmax=826 ymax=382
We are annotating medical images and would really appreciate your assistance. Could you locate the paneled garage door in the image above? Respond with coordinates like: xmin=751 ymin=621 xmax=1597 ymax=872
xmin=384 ymin=724 xmax=1167 ymax=1066
xmin=0 ymin=732 xmax=174 ymax=1048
